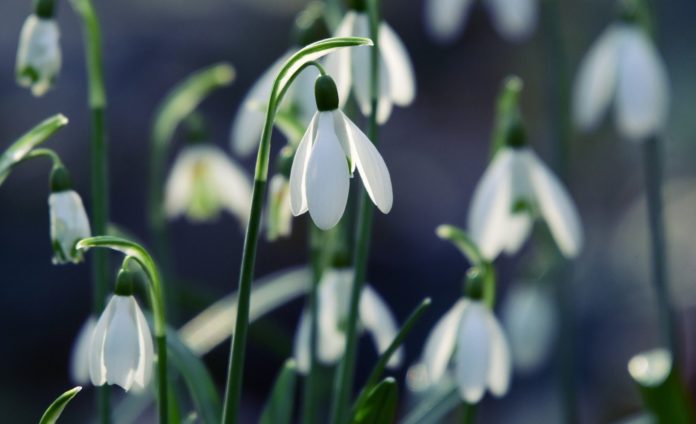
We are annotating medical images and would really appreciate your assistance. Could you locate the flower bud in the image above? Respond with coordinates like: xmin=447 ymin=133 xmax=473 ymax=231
xmin=16 ymin=14 xmax=61 ymax=97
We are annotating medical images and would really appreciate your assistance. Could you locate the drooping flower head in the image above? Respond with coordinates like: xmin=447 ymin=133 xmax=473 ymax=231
xmin=573 ymin=5 xmax=669 ymax=141
xmin=164 ymin=144 xmax=252 ymax=226
xmin=293 ymin=268 xmax=402 ymax=374
xmin=424 ymin=0 xmax=538 ymax=44
xmin=16 ymin=1 xmax=61 ymax=97
xmin=48 ymin=166 xmax=92 ymax=265
xmin=325 ymin=0 xmax=416 ymax=124
xmin=289 ymin=75 xmax=393 ymax=230
xmin=89 ymin=267 xmax=154 ymax=392
xmin=230 ymin=4 xmax=329 ymax=156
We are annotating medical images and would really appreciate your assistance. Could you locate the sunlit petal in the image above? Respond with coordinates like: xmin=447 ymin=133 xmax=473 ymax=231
xmin=325 ymin=12 xmax=356 ymax=107
xmin=485 ymin=307 xmax=512 ymax=397
xmin=359 ymin=285 xmax=402 ymax=368
xmin=131 ymin=297 xmax=154 ymax=391
xmin=70 ymin=316 xmax=96 ymax=385
xmin=289 ymin=113 xmax=318 ymax=215
xmin=104 ymin=296 xmax=139 ymax=391
xmin=422 ymin=299 xmax=468 ymax=384
xmin=456 ymin=302 xmax=490 ymax=403
xmin=379 ymin=22 xmax=416 ymax=106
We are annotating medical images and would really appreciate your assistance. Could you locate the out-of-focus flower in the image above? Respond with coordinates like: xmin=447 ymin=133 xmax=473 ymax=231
xmin=164 ymin=144 xmax=252 ymax=226
xmin=89 ymin=295 xmax=154 ymax=392
xmin=501 ymin=284 xmax=557 ymax=374
xmin=573 ymin=22 xmax=668 ymax=141
xmin=293 ymin=268 xmax=402 ymax=374
xmin=325 ymin=2 xmax=415 ymax=124
xmin=70 ymin=316 xmax=96 ymax=385
xmin=16 ymin=14 xmax=61 ymax=97
xmin=421 ymin=298 xmax=511 ymax=403
xmin=468 ymin=145 xmax=583 ymax=261
xmin=290 ymin=75 xmax=392 ymax=230
xmin=266 ymin=174 xmax=293 ymax=241
xmin=424 ymin=0 xmax=537 ymax=44
xmin=49 ymin=167 xmax=92 ymax=265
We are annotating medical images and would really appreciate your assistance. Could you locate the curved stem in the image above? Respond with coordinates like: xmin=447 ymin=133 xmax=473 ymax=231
xmin=19 ymin=148 xmax=63 ymax=167
xmin=329 ymin=2 xmax=381 ymax=423
xmin=69 ymin=0 xmax=109 ymax=421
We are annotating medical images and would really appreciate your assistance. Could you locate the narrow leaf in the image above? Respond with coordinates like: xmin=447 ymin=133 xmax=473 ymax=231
xmin=39 ymin=386 xmax=82 ymax=424
xmin=0 ymin=114 xmax=68 ymax=186
xmin=352 ymin=378 xmax=398 ymax=424
xmin=490 ymin=76 xmax=523 ymax=158
xmin=260 ymin=359 xmax=298 ymax=424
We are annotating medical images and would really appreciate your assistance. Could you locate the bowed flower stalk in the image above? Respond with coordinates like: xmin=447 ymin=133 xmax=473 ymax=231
xmin=89 ymin=264 xmax=154 ymax=392
xmin=230 ymin=4 xmax=330 ymax=157
xmin=48 ymin=166 xmax=92 ymax=264
xmin=325 ymin=0 xmax=415 ymax=124
xmin=290 ymin=74 xmax=393 ymax=230
xmin=425 ymin=0 xmax=537 ymax=44
xmin=572 ymin=4 xmax=669 ymax=141
xmin=420 ymin=270 xmax=511 ymax=404
xmin=293 ymin=268 xmax=402 ymax=373
xmin=15 ymin=0 xmax=61 ymax=96
xmin=164 ymin=143 xmax=252 ymax=226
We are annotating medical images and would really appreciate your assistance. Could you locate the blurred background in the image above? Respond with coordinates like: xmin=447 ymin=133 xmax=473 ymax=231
xmin=0 ymin=0 xmax=695 ymax=422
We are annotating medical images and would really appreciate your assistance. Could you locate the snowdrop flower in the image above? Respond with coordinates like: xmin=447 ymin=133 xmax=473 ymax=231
xmin=421 ymin=298 xmax=511 ymax=403
xmin=164 ymin=144 xmax=252 ymax=225
xmin=293 ymin=268 xmax=402 ymax=374
xmin=49 ymin=167 xmax=92 ymax=265
xmin=468 ymin=136 xmax=583 ymax=261
xmin=89 ymin=294 xmax=154 ymax=392
xmin=325 ymin=0 xmax=415 ymax=124
xmin=573 ymin=21 xmax=669 ymax=141
xmin=290 ymin=75 xmax=392 ymax=230
xmin=70 ymin=316 xmax=96 ymax=384
xmin=501 ymin=284 xmax=557 ymax=374
xmin=16 ymin=12 xmax=61 ymax=97
xmin=425 ymin=0 xmax=537 ymax=44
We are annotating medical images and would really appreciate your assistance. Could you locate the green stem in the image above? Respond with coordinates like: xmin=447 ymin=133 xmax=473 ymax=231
xmin=643 ymin=137 xmax=677 ymax=355
xmin=461 ymin=403 xmax=477 ymax=424
xmin=329 ymin=3 xmax=381 ymax=423
xmin=19 ymin=148 xmax=63 ymax=167
xmin=70 ymin=0 xmax=109 ymax=421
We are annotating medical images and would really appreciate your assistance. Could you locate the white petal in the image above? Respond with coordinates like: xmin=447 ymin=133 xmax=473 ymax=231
xmin=422 ymin=299 xmax=468 ymax=384
xmin=130 ymin=297 xmax=154 ymax=391
xmin=337 ymin=111 xmax=393 ymax=213
xmin=49 ymin=190 xmax=92 ymax=264
xmin=573 ymin=25 xmax=621 ymax=132
xmin=379 ymin=22 xmax=416 ymax=106
xmin=70 ymin=316 xmax=96 ymax=385
xmin=485 ymin=308 xmax=512 ymax=397
xmin=103 ymin=296 xmax=141 ymax=391
xmin=615 ymin=26 xmax=669 ymax=141
xmin=317 ymin=270 xmax=350 ymax=363
xmin=305 ymin=113 xmax=350 ymax=230
xmin=325 ymin=12 xmax=356 ymax=107
xmin=468 ymin=149 xmax=515 ymax=260
xmin=289 ymin=113 xmax=318 ymax=215
xmin=350 ymin=13 xmax=373 ymax=118
xmin=456 ymin=302 xmax=491 ymax=403
xmin=484 ymin=0 xmax=538 ymax=41
xmin=525 ymin=150 xmax=583 ymax=258
xmin=205 ymin=146 xmax=253 ymax=227
xmin=359 ymin=285 xmax=402 ymax=368
xmin=89 ymin=296 xmax=117 ymax=387
xmin=293 ymin=310 xmax=311 ymax=374
xmin=502 ymin=213 xmax=534 ymax=255
xmin=376 ymin=57 xmax=394 ymax=124
xmin=424 ymin=0 xmax=474 ymax=43
xmin=16 ymin=15 xmax=61 ymax=97
xmin=164 ymin=148 xmax=195 ymax=219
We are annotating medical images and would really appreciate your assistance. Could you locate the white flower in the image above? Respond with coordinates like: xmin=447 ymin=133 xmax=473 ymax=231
xmin=293 ymin=268 xmax=402 ymax=374
xmin=500 ymin=284 xmax=557 ymax=374
xmin=49 ymin=190 xmax=92 ymax=265
xmin=89 ymin=295 xmax=154 ymax=392
xmin=421 ymin=298 xmax=511 ymax=403
xmin=230 ymin=49 xmax=318 ymax=157
xmin=16 ymin=14 xmax=61 ymax=97
xmin=424 ymin=0 xmax=537 ymax=44
xmin=289 ymin=98 xmax=392 ymax=230
xmin=325 ymin=11 xmax=415 ymax=124
xmin=573 ymin=23 xmax=669 ymax=141
xmin=164 ymin=144 xmax=252 ymax=225
xmin=70 ymin=316 xmax=96 ymax=385
xmin=266 ymin=174 xmax=293 ymax=241
xmin=468 ymin=146 xmax=583 ymax=260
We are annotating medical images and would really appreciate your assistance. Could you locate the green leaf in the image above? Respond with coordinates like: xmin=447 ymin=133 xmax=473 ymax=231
xmin=490 ymin=76 xmax=523 ymax=158
xmin=260 ymin=359 xmax=298 ymax=424
xmin=0 ymin=114 xmax=68 ymax=186
xmin=167 ymin=329 xmax=222 ymax=424
xmin=352 ymin=298 xmax=431 ymax=416
xmin=401 ymin=379 xmax=460 ymax=424
xmin=39 ymin=386 xmax=82 ymax=424
xmin=352 ymin=378 xmax=398 ymax=424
